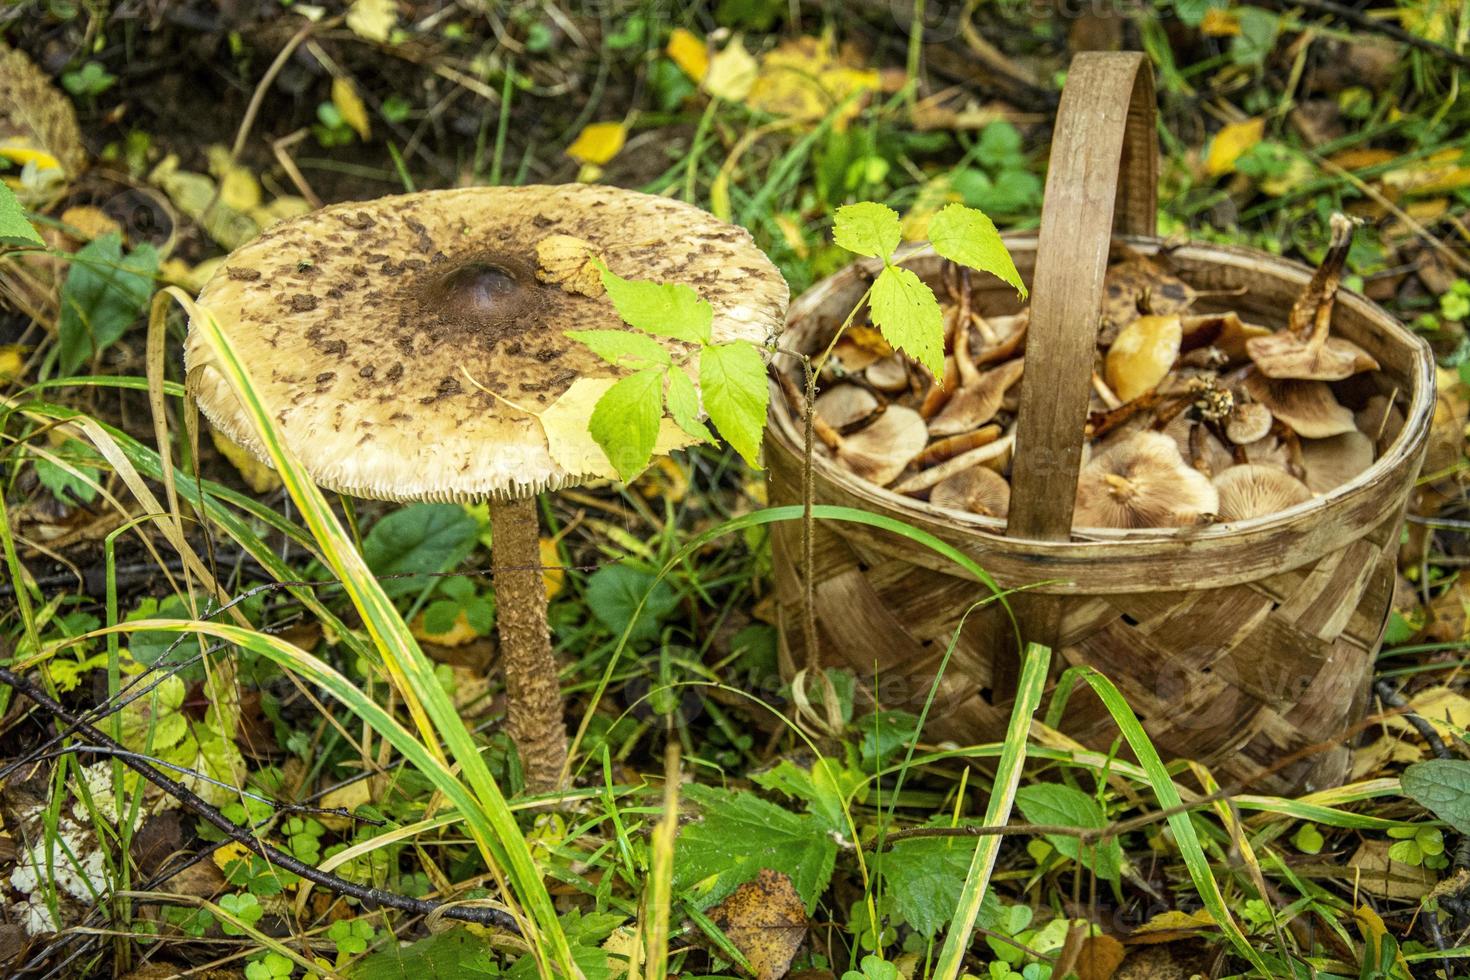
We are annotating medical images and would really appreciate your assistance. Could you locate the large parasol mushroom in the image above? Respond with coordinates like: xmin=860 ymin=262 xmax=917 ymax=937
xmin=184 ymin=185 xmax=788 ymax=793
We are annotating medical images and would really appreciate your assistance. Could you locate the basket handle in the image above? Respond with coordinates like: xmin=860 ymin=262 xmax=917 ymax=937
xmin=1005 ymin=52 xmax=1158 ymax=542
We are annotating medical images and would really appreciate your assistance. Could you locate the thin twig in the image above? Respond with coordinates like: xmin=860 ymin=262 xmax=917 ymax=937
xmin=1259 ymin=0 xmax=1470 ymax=71
xmin=0 ymin=666 xmax=520 ymax=932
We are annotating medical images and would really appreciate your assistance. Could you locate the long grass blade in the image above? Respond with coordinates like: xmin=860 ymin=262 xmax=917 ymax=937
xmin=180 ymin=290 xmax=576 ymax=977
xmin=933 ymin=641 xmax=1051 ymax=980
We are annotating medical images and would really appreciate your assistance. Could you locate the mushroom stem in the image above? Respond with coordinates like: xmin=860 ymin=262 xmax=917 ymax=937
xmin=1289 ymin=213 xmax=1356 ymax=344
xmin=489 ymin=495 xmax=569 ymax=794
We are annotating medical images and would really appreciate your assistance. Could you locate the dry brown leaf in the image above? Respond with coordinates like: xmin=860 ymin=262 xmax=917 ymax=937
xmin=0 ymin=42 xmax=86 ymax=182
xmin=1348 ymin=840 xmax=1437 ymax=900
xmin=1077 ymin=933 xmax=1126 ymax=980
xmin=707 ymin=869 xmax=808 ymax=980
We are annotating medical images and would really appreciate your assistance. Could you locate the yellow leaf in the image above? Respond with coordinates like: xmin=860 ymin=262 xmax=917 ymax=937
xmin=0 ymin=142 xmax=61 ymax=173
xmin=704 ymin=36 xmax=758 ymax=102
xmin=205 ymin=145 xmax=263 ymax=213
xmin=346 ymin=0 xmax=397 ymax=43
xmin=635 ymin=455 xmax=689 ymax=504
xmin=210 ymin=427 xmax=282 ymax=494
xmin=566 ymin=121 xmax=626 ymax=165
xmin=1199 ymin=7 xmax=1240 ymax=35
xmin=318 ymin=777 xmax=373 ymax=831
xmin=746 ymin=35 xmax=880 ymax=130
xmin=541 ymin=537 xmax=564 ymax=600
xmin=331 ymin=77 xmax=372 ymax=142
xmin=535 ymin=233 xmax=607 ymax=297
xmin=411 ymin=607 xmax=477 ymax=647
xmin=0 ymin=345 xmax=28 ymax=381
xmin=1205 ymin=117 xmax=1264 ymax=177
xmin=666 ymin=27 xmax=709 ymax=83
xmin=212 ymin=841 xmax=251 ymax=872
xmin=901 ymin=176 xmax=963 ymax=241
xmin=538 ymin=377 xmax=696 ymax=480
xmin=59 ymin=205 xmax=119 ymax=241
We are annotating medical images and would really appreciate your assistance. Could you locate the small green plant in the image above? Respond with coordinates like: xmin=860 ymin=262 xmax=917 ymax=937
xmin=1387 ymin=825 xmax=1447 ymax=869
xmin=61 ymin=61 xmax=116 ymax=98
xmin=568 ymin=264 xmax=770 ymax=481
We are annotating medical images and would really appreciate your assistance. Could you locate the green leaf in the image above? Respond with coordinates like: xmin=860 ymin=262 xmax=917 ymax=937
xmin=584 ymin=562 xmax=678 ymax=644
xmin=698 ymin=341 xmax=768 ymax=468
xmin=665 ymin=367 xmax=714 ymax=443
xmin=347 ymin=926 xmax=498 ymax=979
xmin=869 ymin=265 xmax=944 ymax=378
xmin=565 ymin=328 xmax=671 ymax=369
xmin=362 ymin=504 xmax=478 ymax=597
xmin=57 ymin=234 xmax=159 ymax=376
xmin=833 ymin=201 xmax=901 ymax=259
xmin=673 ymin=784 xmax=837 ymax=912
xmin=0 ymin=183 xmax=44 ymax=248
xmin=753 ymin=758 xmax=866 ymax=835
xmin=881 ymin=828 xmax=991 ymax=939
xmin=926 ymin=203 xmax=1026 ymax=298
xmin=588 ymin=366 xmax=665 ymax=481
xmin=1402 ymin=760 xmax=1470 ymax=834
xmin=1013 ymin=783 xmax=1122 ymax=882
xmin=599 ymin=265 xmax=713 ymax=344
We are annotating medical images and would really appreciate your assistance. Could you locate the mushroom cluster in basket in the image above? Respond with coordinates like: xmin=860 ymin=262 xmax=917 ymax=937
xmin=797 ymin=214 xmax=1401 ymax=530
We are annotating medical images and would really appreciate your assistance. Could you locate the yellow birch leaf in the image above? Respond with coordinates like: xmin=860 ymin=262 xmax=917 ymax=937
xmin=411 ymin=607 xmax=477 ymax=647
xmin=566 ymin=121 xmax=626 ymax=166
xmin=666 ymin=27 xmax=709 ymax=83
xmin=541 ymin=537 xmax=564 ymax=600
xmin=539 ymin=377 xmax=695 ymax=479
xmin=1205 ymin=118 xmax=1264 ymax=177
xmin=0 ymin=345 xmax=27 ymax=381
xmin=704 ymin=36 xmax=758 ymax=102
xmin=331 ymin=77 xmax=372 ymax=142
xmin=346 ymin=0 xmax=397 ymax=43
xmin=212 ymin=841 xmax=251 ymax=872
xmin=210 ymin=427 xmax=282 ymax=494
xmin=535 ymin=233 xmax=607 ymax=297
xmin=318 ymin=777 xmax=373 ymax=831
xmin=1199 ymin=8 xmax=1241 ymax=35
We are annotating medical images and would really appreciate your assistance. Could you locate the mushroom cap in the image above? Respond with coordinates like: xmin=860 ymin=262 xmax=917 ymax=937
xmin=928 ymin=357 xmax=1025 ymax=437
xmin=865 ymin=354 xmax=909 ymax=393
xmin=930 ymin=465 xmax=1011 ymax=518
xmin=836 ymin=405 xmax=929 ymax=486
xmin=1245 ymin=331 xmax=1379 ymax=381
xmin=1241 ymin=373 xmax=1357 ymax=439
xmin=1300 ymin=430 xmax=1375 ymax=495
xmin=1073 ymin=431 xmax=1219 ymax=530
xmin=814 ymin=384 xmax=879 ymax=430
xmin=185 ymin=185 xmax=788 ymax=501
xmin=1225 ymin=400 xmax=1273 ymax=444
xmin=1212 ymin=464 xmax=1312 ymax=521
xmin=1104 ymin=313 xmax=1182 ymax=403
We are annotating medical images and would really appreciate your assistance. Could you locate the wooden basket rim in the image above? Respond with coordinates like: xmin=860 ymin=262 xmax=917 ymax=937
xmin=767 ymin=233 xmax=1436 ymax=551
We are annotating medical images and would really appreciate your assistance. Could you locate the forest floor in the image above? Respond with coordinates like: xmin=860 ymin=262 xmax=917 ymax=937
xmin=3 ymin=1 xmax=1470 ymax=978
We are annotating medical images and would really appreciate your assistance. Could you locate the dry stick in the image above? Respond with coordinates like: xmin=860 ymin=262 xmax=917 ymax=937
xmin=0 ymin=667 xmax=520 ymax=932
xmin=1258 ymin=0 xmax=1470 ymax=71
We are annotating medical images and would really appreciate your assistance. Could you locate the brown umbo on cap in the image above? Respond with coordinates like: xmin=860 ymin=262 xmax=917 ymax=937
xmin=185 ymin=185 xmax=788 ymax=502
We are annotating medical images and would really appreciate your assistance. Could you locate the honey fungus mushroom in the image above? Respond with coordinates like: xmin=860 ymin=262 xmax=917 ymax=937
xmin=1073 ymin=431 xmax=1218 ymax=529
xmin=183 ymin=185 xmax=788 ymax=793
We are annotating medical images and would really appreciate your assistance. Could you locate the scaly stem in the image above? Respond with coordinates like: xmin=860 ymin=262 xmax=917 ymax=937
xmin=489 ymin=496 xmax=568 ymax=794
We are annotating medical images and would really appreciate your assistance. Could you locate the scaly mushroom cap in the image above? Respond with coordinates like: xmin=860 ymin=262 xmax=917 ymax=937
xmin=185 ymin=185 xmax=788 ymax=501
xmin=1241 ymin=373 xmax=1357 ymax=439
xmin=1073 ymin=431 xmax=1219 ymax=530
xmin=930 ymin=465 xmax=1011 ymax=518
xmin=1300 ymin=430 xmax=1375 ymax=495
xmin=835 ymin=406 xmax=928 ymax=486
xmin=814 ymin=385 xmax=879 ymax=430
xmin=1212 ymin=464 xmax=1312 ymax=521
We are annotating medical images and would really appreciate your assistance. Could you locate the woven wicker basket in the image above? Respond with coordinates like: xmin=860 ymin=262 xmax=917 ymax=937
xmin=765 ymin=52 xmax=1435 ymax=794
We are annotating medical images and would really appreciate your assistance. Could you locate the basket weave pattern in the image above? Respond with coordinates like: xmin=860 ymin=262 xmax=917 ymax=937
xmin=765 ymin=54 xmax=1433 ymax=794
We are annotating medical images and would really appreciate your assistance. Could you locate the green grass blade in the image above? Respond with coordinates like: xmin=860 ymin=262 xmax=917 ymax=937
xmin=1053 ymin=665 xmax=1271 ymax=973
xmin=932 ymin=642 xmax=1050 ymax=980
xmin=181 ymin=291 xmax=576 ymax=977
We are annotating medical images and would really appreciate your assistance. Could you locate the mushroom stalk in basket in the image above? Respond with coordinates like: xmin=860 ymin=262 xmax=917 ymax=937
xmin=185 ymin=185 xmax=787 ymax=793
